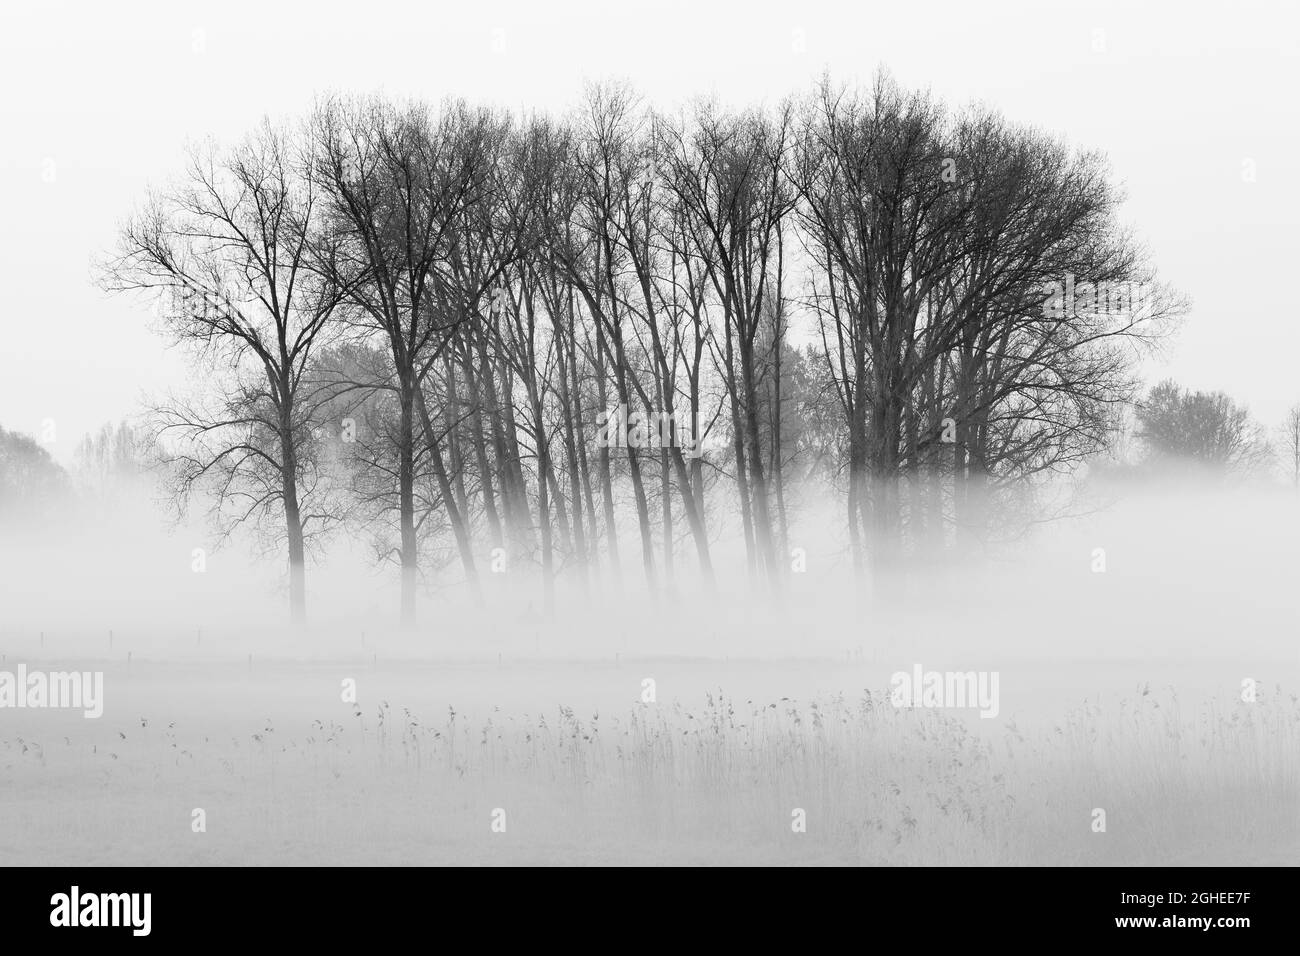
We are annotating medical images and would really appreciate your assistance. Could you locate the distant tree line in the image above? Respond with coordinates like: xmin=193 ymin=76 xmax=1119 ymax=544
xmin=0 ymin=421 xmax=157 ymax=526
xmin=1134 ymin=380 xmax=1271 ymax=475
xmin=98 ymin=73 xmax=1185 ymax=624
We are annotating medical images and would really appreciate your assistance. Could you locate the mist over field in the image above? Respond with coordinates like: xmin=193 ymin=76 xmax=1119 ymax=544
xmin=3 ymin=473 xmax=1299 ymax=667
xmin=1 ymin=470 xmax=1296 ymax=866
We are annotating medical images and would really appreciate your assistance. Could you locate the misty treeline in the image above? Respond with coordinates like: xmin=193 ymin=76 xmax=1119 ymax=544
xmin=0 ymin=421 xmax=157 ymax=524
xmin=1130 ymin=380 xmax=1272 ymax=476
xmin=93 ymin=73 xmax=1191 ymax=625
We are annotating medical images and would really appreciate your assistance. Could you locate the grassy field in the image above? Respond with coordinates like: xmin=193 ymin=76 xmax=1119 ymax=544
xmin=1 ymin=657 xmax=1295 ymax=866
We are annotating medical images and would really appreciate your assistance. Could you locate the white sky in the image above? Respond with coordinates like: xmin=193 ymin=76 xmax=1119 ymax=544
xmin=2 ymin=0 xmax=1297 ymax=461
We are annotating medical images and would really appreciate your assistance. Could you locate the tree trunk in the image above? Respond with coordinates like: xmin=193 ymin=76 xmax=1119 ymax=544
xmin=280 ymin=428 xmax=307 ymax=626
xmin=398 ymin=383 xmax=418 ymax=627
xmin=415 ymin=387 xmax=482 ymax=599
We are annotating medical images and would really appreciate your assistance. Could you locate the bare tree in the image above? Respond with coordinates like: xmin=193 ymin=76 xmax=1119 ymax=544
xmin=1279 ymin=405 xmax=1300 ymax=487
xmin=1136 ymin=380 xmax=1270 ymax=475
xmin=102 ymin=121 xmax=351 ymax=623
xmin=310 ymin=97 xmax=496 ymax=624
xmin=667 ymin=100 xmax=795 ymax=587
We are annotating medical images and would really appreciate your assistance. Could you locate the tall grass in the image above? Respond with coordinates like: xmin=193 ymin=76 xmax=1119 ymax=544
xmin=2 ymin=687 xmax=1295 ymax=865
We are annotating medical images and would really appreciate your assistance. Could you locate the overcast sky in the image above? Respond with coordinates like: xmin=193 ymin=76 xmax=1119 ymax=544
xmin=2 ymin=0 xmax=1296 ymax=461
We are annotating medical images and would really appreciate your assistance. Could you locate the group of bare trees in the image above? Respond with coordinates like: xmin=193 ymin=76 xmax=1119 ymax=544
xmin=100 ymin=75 xmax=1178 ymax=625
xmin=1134 ymin=380 xmax=1271 ymax=476
xmin=0 ymin=426 xmax=68 ymax=523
